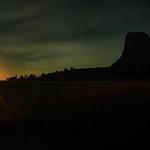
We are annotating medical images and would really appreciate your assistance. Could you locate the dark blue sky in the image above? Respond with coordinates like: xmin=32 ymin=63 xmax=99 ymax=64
xmin=0 ymin=0 xmax=150 ymax=79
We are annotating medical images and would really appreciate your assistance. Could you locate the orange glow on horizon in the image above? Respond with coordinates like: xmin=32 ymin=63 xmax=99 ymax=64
xmin=0 ymin=73 xmax=7 ymax=80
xmin=0 ymin=68 xmax=7 ymax=80
xmin=0 ymin=61 xmax=7 ymax=80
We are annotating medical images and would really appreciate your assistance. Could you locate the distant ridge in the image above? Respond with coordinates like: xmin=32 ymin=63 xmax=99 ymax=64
xmin=7 ymin=32 xmax=150 ymax=81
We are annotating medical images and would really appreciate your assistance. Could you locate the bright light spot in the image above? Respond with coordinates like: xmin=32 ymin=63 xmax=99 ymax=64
xmin=0 ymin=73 xmax=6 ymax=80
xmin=0 ymin=63 xmax=8 ymax=80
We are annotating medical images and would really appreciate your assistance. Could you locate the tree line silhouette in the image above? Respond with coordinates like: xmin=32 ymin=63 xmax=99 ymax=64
xmin=7 ymin=67 xmax=115 ymax=81
xmin=7 ymin=65 xmax=150 ymax=81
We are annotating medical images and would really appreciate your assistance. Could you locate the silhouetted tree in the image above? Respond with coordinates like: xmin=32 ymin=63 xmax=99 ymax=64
xmin=28 ymin=74 xmax=36 ymax=80
xmin=7 ymin=75 xmax=18 ymax=81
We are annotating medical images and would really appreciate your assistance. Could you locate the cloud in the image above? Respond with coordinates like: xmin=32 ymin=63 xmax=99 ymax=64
xmin=0 ymin=0 xmax=150 ymax=43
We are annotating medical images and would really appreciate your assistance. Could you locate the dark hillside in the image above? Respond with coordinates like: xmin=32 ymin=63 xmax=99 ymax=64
xmin=0 ymin=81 xmax=150 ymax=149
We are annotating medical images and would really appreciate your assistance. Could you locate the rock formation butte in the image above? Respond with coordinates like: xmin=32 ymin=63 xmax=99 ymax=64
xmin=112 ymin=32 xmax=150 ymax=76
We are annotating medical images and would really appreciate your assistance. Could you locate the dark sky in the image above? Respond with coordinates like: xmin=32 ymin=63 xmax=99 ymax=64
xmin=0 ymin=0 xmax=150 ymax=79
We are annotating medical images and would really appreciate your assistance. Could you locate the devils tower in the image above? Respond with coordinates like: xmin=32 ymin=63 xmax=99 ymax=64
xmin=112 ymin=32 xmax=150 ymax=76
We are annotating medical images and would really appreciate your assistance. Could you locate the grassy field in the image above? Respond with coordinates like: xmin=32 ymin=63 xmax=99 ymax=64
xmin=0 ymin=81 xmax=150 ymax=149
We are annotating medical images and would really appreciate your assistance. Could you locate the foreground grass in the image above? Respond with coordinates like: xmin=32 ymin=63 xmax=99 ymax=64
xmin=0 ymin=81 xmax=150 ymax=149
